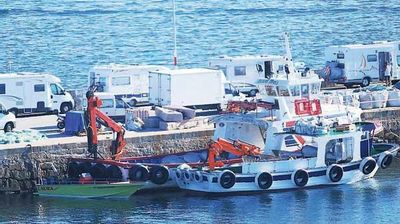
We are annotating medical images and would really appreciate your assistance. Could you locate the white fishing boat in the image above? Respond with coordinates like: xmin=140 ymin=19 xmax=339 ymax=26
xmin=173 ymin=122 xmax=398 ymax=193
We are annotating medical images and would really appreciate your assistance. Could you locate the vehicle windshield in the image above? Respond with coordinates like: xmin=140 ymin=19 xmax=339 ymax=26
xmin=0 ymin=102 xmax=8 ymax=115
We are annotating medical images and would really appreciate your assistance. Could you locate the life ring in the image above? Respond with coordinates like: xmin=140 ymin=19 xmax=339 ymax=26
xmin=105 ymin=165 xmax=123 ymax=181
xmin=183 ymin=169 xmax=192 ymax=181
xmin=291 ymin=169 xmax=309 ymax=187
xmin=67 ymin=161 xmax=80 ymax=179
xmin=194 ymin=171 xmax=203 ymax=183
xmin=256 ymin=172 xmax=273 ymax=190
xmin=326 ymin=164 xmax=343 ymax=182
xmin=359 ymin=157 xmax=377 ymax=175
xmin=128 ymin=164 xmax=150 ymax=181
xmin=218 ymin=170 xmax=236 ymax=189
xmin=175 ymin=169 xmax=183 ymax=180
xmin=378 ymin=152 xmax=394 ymax=169
xmin=89 ymin=163 xmax=107 ymax=180
xmin=149 ymin=165 xmax=170 ymax=185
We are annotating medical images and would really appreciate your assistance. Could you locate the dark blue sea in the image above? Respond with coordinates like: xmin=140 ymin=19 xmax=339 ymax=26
xmin=1 ymin=1 xmax=400 ymax=223
xmin=1 ymin=0 xmax=400 ymax=89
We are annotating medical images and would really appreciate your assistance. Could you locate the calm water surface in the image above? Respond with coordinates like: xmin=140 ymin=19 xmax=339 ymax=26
xmin=1 ymin=0 xmax=400 ymax=89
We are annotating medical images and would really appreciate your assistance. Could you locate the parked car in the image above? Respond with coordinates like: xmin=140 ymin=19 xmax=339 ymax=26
xmin=231 ymin=82 xmax=259 ymax=97
xmin=0 ymin=101 xmax=16 ymax=132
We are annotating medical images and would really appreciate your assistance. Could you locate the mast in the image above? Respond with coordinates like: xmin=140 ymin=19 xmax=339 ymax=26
xmin=283 ymin=32 xmax=295 ymax=74
xmin=172 ymin=0 xmax=178 ymax=67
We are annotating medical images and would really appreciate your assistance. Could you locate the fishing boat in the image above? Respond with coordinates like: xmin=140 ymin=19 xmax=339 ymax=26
xmin=36 ymin=176 xmax=144 ymax=199
xmin=173 ymin=121 xmax=399 ymax=194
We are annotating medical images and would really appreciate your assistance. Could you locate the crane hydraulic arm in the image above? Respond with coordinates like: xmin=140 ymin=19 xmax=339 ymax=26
xmin=207 ymin=138 xmax=262 ymax=170
xmin=86 ymin=90 xmax=126 ymax=160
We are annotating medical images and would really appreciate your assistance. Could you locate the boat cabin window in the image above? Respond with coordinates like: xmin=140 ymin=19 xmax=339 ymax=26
xmin=301 ymin=84 xmax=309 ymax=97
xmin=112 ymin=76 xmax=131 ymax=86
xmin=97 ymin=77 xmax=107 ymax=92
xmin=325 ymin=137 xmax=354 ymax=165
xmin=310 ymin=83 xmax=320 ymax=94
xmin=367 ymin=54 xmax=377 ymax=62
xmin=337 ymin=53 xmax=345 ymax=59
xmin=265 ymin=85 xmax=277 ymax=96
xmin=289 ymin=85 xmax=300 ymax=96
xmin=397 ymin=55 xmax=400 ymax=66
xmin=277 ymin=86 xmax=290 ymax=96
xmin=234 ymin=66 xmax=246 ymax=76
xmin=0 ymin=84 xmax=5 ymax=94
xmin=100 ymin=99 xmax=114 ymax=108
xmin=34 ymin=84 xmax=45 ymax=92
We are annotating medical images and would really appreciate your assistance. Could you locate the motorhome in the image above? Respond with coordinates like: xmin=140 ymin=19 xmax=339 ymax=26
xmin=0 ymin=73 xmax=74 ymax=116
xmin=322 ymin=41 xmax=400 ymax=87
xmin=208 ymin=55 xmax=287 ymax=95
xmin=89 ymin=64 xmax=169 ymax=106
xmin=149 ymin=68 xmax=242 ymax=110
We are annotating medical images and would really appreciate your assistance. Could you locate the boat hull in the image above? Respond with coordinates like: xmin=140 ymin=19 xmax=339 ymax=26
xmin=36 ymin=182 xmax=143 ymax=199
xmin=174 ymin=146 xmax=398 ymax=194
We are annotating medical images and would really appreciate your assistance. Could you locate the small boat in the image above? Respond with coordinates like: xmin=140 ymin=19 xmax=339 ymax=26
xmin=173 ymin=122 xmax=399 ymax=194
xmin=36 ymin=175 xmax=144 ymax=199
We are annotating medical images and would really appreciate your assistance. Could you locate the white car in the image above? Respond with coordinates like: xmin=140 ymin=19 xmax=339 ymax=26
xmin=0 ymin=102 xmax=16 ymax=132
xmin=231 ymin=82 xmax=259 ymax=97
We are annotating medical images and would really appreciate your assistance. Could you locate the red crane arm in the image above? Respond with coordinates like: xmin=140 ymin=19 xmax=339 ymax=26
xmin=207 ymin=138 xmax=262 ymax=170
xmin=86 ymin=92 xmax=126 ymax=160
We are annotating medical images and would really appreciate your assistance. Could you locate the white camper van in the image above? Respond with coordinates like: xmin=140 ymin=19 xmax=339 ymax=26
xmin=208 ymin=55 xmax=287 ymax=95
xmin=0 ymin=73 xmax=74 ymax=116
xmin=89 ymin=64 xmax=169 ymax=106
xmin=149 ymin=68 xmax=241 ymax=110
xmin=323 ymin=41 xmax=400 ymax=87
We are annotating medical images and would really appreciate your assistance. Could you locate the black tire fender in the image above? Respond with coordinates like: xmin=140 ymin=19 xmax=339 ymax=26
xmin=378 ymin=152 xmax=393 ymax=169
xmin=291 ymin=169 xmax=309 ymax=187
xmin=256 ymin=172 xmax=273 ymax=190
xmin=326 ymin=164 xmax=343 ymax=182
xmin=128 ymin=165 xmax=150 ymax=182
xmin=149 ymin=165 xmax=170 ymax=185
xmin=106 ymin=165 xmax=123 ymax=181
xmin=218 ymin=170 xmax=236 ymax=189
xmin=359 ymin=157 xmax=377 ymax=175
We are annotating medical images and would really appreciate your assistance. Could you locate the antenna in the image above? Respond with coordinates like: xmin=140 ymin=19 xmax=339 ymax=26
xmin=172 ymin=0 xmax=178 ymax=67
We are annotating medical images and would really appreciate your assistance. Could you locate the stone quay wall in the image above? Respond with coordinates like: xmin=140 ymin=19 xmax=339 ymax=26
xmin=0 ymin=130 xmax=214 ymax=193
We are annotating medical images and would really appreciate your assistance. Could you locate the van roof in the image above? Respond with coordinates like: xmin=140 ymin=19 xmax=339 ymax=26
xmin=153 ymin=68 xmax=220 ymax=75
xmin=0 ymin=72 xmax=61 ymax=82
xmin=209 ymin=54 xmax=285 ymax=62
xmin=92 ymin=63 xmax=169 ymax=71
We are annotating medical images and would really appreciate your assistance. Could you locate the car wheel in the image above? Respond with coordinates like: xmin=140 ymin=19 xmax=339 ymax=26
xmin=361 ymin=78 xmax=370 ymax=87
xmin=4 ymin=122 xmax=13 ymax=133
xmin=57 ymin=121 xmax=65 ymax=129
xmin=60 ymin=103 xmax=72 ymax=114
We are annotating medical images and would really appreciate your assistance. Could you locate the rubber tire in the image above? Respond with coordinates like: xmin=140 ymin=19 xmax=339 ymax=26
xmin=149 ymin=166 xmax=170 ymax=185
xmin=78 ymin=162 xmax=92 ymax=175
xmin=256 ymin=172 xmax=273 ymax=190
xmin=219 ymin=170 xmax=236 ymax=189
xmin=106 ymin=165 xmax=123 ymax=181
xmin=89 ymin=163 xmax=107 ymax=180
xmin=194 ymin=171 xmax=203 ymax=183
xmin=360 ymin=157 xmax=377 ymax=175
xmin=378 ymin=152 xmax=393 ymax=169
xmin=60 ymin=102 xmax=72 ymax=114
xmin=249 ymin=89 xmax=258 ymax=97
xmin=4 ymin=122 xmax=13 ymax=133
xmin=326 ymin=165 xmax=343 ymax=182
xmin=361 ymin=78 xmax=370 ymax=87
xmin=292 ymin=169 xmax=309 ymax=187
xmin=67 ymin=161 xmax=80 ymax=179
xmin=57 ymin=121 xmax=65 ymax=129
xmin=128 ymin=165 xmax=150 ymax=182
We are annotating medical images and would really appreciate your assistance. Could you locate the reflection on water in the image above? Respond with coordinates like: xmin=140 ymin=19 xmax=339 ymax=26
xmin=1 ymin=161 xmax=399 ymax=223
